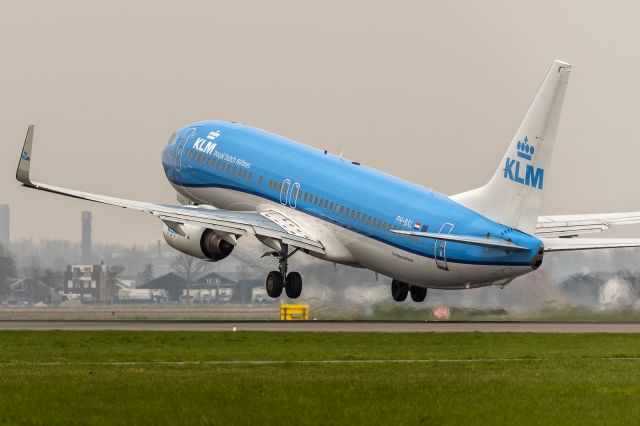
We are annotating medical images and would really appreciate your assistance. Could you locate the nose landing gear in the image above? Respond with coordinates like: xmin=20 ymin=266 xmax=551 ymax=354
xmin=263 ymin=244 xmax=303 ymax=299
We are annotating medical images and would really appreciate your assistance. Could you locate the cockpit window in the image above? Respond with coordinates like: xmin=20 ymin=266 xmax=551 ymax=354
xmin=167 ymin=133 xmax=177 ymax=145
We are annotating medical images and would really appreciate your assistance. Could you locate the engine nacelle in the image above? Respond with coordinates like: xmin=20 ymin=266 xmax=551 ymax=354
xmin=163 ymin=224 xmax=234 ymax=261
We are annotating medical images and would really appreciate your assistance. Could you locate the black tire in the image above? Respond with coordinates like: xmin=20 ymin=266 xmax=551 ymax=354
xmin=266 ymin=271 xmax=284 ymax=298
xmin=285 ymin=272 xmax=303 ymax=299
xmin=409 ymin=285 xmax=427 ymax=302
xmin=391 ymin=279 xmax=409 ymax=302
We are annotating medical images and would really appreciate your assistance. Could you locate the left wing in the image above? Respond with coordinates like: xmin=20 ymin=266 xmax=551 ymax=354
xmin=16 ymin=125 xmax=325 ymax=254
xmin=536 ymin=212 xmax=640 ymax=237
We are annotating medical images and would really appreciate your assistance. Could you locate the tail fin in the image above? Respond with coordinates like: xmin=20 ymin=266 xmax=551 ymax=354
xmin=451 ymin=60 xmax=571 ymax=234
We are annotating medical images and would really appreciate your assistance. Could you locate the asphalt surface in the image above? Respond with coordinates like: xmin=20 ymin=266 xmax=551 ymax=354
xmin=3 ymin=320 xmax=640 ymax=332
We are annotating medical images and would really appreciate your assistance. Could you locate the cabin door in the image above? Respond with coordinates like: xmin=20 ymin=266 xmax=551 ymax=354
xmin=434 ymin=222 xmax=455 ymax=271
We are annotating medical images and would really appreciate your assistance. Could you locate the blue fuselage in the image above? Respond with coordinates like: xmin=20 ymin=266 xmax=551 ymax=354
xmin=161 ymin=121 xmax=543 ymax=274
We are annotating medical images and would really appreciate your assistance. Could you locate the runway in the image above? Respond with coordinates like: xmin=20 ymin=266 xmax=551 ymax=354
xmin=3 ymin=320 xmax=640 ymax=332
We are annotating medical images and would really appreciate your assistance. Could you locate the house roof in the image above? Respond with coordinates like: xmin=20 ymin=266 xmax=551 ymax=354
xmin=9 ymin=277 xmax=55 ymax=293
xmin=137 ymin=272 xmax=187 ymax=290
xmin=194 ymin=271 xmax=237 ymax=285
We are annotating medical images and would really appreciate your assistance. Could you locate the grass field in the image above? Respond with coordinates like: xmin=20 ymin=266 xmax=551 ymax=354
xmin=2 ymin=332 xmax=640 ymax=425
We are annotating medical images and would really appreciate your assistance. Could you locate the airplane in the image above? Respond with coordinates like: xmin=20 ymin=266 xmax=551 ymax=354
xmin=16 ymin=60 xmax=640 ymax=303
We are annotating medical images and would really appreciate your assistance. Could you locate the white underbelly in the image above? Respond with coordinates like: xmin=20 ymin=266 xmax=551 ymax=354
xmin=173 ymin=184 xmax=531 ymax=289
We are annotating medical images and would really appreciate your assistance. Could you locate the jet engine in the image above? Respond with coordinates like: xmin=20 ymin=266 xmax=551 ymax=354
xmin=163 ymin=223 xmax=234 ymax=261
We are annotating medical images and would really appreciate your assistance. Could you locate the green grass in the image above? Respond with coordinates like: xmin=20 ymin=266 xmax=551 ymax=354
xmin=2 ymin=332 xmax=640 ymax=425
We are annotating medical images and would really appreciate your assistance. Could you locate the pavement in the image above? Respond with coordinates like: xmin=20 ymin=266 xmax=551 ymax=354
xmin=3 ymin=320 xmax=640 ymax=332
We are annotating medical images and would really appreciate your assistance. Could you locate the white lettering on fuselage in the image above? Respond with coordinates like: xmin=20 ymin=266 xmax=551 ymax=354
xmin=212 ymin=150 xmax=252 ymax=169
xmin=192 ymin=130 xmax=222 ymax=155
xmin=193 ymin=138 xmax=217 ymax=155
xmin=395 ymin=216 xmax=414 ymax=229
xmin=190 ymin=129 xmax=253 ymax=169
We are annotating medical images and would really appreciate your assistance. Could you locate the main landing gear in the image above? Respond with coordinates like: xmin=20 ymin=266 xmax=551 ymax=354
xmin=391 ymin=279 xmax=427 ymax=302
xmin=263 ymin=243 xmax=303 ymax=299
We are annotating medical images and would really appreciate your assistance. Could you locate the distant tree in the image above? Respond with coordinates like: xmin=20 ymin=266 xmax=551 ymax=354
xmin=0 ymin=245 xmax=17 ymax=295
xmin=171 ymin=254 xmax=208 ymax=302
xmin=138 ymin=263 xmax=155 ymax=285
xmin=107 ymin=265 xmax=125 ymax=304
xmin=23 ymin=255 xmax=42 ymax=281
xmin=41 ymin=268 xmax=63 ymax=291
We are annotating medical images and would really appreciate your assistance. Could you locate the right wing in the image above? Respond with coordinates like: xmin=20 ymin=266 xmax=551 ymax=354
xmin=536 ymin=212 xmax=640 ymax=237
xmin=16 ymin=125 xmax=325 ymax=254
xmin=542 ymin=237 xmax=640 ymax=252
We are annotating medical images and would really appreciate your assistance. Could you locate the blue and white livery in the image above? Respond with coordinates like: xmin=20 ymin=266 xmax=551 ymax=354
xmin=16 ymin=60 xmax=640 ymax=302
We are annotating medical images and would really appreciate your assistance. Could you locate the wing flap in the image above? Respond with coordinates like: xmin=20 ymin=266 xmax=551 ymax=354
xmin=542 ymin=237 xmax=640 ymax=252
xmin=537 ymin=212 xmax=640 ymax=237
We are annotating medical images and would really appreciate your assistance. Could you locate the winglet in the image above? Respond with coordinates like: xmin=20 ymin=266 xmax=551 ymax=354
xmin=16 ymin=125 xmax=34 ymax=186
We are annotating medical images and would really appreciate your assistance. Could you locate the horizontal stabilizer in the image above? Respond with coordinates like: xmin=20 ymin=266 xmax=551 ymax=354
xmin=391 ymin=230 xmax=530 ymax=252
xmin=537 ymin=212 xmax=640 ymax=237
xmin=542 ymin=237 xmax=640 ymax=252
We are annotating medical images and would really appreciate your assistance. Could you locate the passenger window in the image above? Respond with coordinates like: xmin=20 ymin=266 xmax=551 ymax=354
xmin=324 ymin=200 xmax=328 ymax=209
xmin=329 ymin=202 xmax=334 ymax=210
xmin=314 ymin=196 xmax=318 ymax=205
xmin=362 ymin=214 xmax=367 ymax=223
xmin=372 ymin=218 xmax=377 ymax=227
xmin=243 ymin=170 xmax=247 ymax=178
xmin=340 ymin=206 xmax=345 ymax=215
xmin=232 ymin=166 xmax=237 ymax=175
xmin=334 ymin=204 xmax=339 ymax=213
xmin=304 ymin=192 xmax=308 ymax=202
xmin=351 ymin=210 xmax=355 ymax=219
xmin=368 ymin=217 xmax=372 ymax=225
xmin=268 ymin=181 xmax=273 ymax=189
xmin=356 ymin=212 xmax=361 ymax=221
xmin=198 ymin=154 xmax=202 ymax=162
xmin=277 ymin=183 xmax=282 ymax=192
xmin=298 ymin=191 xmax=303 ymax=200
xmin=319 ymin=198 xmax=324 ymax=207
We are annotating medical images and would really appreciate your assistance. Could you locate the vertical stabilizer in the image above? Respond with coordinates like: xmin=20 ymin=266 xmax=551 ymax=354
xmin=451 ymin=60 xmax=571 ymax=234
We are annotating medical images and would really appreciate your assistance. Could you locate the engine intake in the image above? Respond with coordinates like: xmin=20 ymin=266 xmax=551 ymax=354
xmin=163 ymin=224 xmax=234 ymax=262
xmin=200 ymin=229 xmax=234 ymax=261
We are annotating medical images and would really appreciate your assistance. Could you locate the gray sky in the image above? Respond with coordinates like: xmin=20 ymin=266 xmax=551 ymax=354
xmin=2 ymin=0 xmax=640 ymax=245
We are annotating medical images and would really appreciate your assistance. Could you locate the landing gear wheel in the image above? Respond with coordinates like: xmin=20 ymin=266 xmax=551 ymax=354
xmin=266 ymin=271 xmax=284 ymax=298
xmin=285 ymin=272 xmax=303 ymax=299
xmin=391 ymin=279 xmax=409 ymax=302
xmin=409 ymin=285 xmax=427 ymax=302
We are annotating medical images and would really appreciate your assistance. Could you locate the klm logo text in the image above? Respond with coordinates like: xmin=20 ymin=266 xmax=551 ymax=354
xmin=193 ymin=130 xmax=221 ymax=155
xmin=193 ymin=138 xmax=217 ymax=155
xmin=504 ymin=158 xmax=544 ymax=189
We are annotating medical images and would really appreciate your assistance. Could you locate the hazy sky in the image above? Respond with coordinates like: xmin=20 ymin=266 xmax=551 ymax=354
xmin=3 ymin=1 xmax=640 ymax=245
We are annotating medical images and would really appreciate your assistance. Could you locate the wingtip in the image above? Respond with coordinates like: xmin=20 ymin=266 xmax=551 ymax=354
xmin=16 ymin=125 xmax=34 ymax=186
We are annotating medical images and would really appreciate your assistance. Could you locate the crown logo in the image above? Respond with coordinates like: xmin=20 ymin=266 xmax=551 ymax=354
xmin=21 ymin=151 xmax=30 ymax=162
xmin=516 ymin=136 xmax=534 ymax=161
